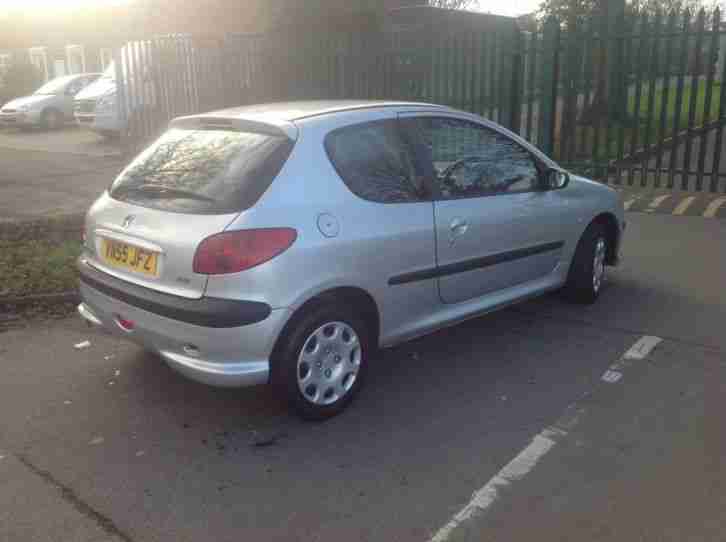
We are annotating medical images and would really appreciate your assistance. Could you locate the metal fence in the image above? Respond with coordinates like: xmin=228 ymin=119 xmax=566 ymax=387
xmin=523 ymin=8 xmax=726 ymax=193
xmin=116 ymin=8 xmax=726 ymax=193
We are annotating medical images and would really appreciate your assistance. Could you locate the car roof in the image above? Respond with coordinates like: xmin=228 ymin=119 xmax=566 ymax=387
xmin=171 ymin=100 xmax=451 ymax=139
xmin=202 ymin=100 xmax=448 ymax=121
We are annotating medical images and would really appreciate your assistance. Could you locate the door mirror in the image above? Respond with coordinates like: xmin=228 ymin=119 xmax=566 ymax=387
xmin=546 ymin=168 xmax=569 ymax=190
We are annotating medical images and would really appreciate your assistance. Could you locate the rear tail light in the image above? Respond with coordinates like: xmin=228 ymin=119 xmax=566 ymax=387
xmin=193 ymin=228 xmax=297 ymax=275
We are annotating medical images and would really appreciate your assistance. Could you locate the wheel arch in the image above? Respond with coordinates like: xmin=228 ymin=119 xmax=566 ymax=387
xmin=40 ymin=106 xmax=64 ymax=124
xmin=591 ymin=212 xmax=620 ymax=265
xmin=270 ymin=286 xmax=381 ymax=365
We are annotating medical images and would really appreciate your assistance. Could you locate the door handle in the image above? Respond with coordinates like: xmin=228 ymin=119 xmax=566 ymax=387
xmin=450 ymin=218 xmax=469 ymax=235
xmin=449 ymin=218 xmax=468 ymax=246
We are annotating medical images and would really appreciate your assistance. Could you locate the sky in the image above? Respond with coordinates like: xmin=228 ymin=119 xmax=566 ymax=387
xmin=0 ymin=0 xmax=125 ymax=9
xmin=475 ymin=0 xmax=540 ymax=16
xmin=0 ymin=0 xmax=540 ymax=18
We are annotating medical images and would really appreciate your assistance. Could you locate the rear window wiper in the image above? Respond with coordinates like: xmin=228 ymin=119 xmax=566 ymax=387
xmin=115 ymin=183 xmax=216 ymax=203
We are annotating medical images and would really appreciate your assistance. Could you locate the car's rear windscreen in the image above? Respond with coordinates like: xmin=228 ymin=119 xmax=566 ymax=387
xmin=109 ymin=128 xmax=294 ymax=214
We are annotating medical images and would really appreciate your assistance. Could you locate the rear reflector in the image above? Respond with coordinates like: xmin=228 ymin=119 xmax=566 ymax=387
xmin=115 ymin=315 xmax=135 ymax=331
xmin=193 ymin=228 xmax=297 ymax=275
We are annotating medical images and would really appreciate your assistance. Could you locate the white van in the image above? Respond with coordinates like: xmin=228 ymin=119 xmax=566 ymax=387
xmin=74 ymin=39 xmax=202 ymax=140
xmin=74 ymin=62 xmax=121 ymax=136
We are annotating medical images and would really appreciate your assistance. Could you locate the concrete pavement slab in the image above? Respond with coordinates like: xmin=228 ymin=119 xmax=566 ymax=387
xmin=520 ymin=212 xmax=726 ymax=350
xmin=0 ymin=148 xmax=123 ymax=221
xmin=0 ymin=127 xmax=121 ymax=158
xmin=443 ymin=338 xmax=726 ymax=542
xmin=0 ymin=453 xmax=128 ymax=542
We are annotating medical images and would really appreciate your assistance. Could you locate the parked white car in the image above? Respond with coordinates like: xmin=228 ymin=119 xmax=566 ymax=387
xmin=74 ymin=62 xmax=123 ymax=136
xmin=0 ymin=73 xmax=101 ymax=129
xmin=75 ymin=40 xmax=198 ymax=139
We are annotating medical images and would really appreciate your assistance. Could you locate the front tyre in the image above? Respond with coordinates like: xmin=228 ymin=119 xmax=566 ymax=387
xmin=272 ymin=304 xmax=370 ymax=420
xmin=563 ymin=223 xmax=608 ymax=304
xmin=40 ymin=108 xmax=63 ymax=130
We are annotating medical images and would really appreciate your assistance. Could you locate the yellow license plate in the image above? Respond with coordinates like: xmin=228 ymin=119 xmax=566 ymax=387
xmin=101 ymin=238 xmax=159 ymax=276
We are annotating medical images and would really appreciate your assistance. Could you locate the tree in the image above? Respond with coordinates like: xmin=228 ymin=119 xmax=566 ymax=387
xmin=538 ymin=0 xmax=717 ymax=24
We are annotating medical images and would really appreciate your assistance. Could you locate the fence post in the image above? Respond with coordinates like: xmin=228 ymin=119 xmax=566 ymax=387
xmin=113 ymin=46 xmax=130 ymax=157
xmin=506 ymin=26 xmax=524 ymax=134
xmin=539 ymin=16 xmax=561 ymax=158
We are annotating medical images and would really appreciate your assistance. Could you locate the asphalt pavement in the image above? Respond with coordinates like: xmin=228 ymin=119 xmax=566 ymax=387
xmin=0 ymin=211 xmax=724 ymax=542
xmin=0 ymin=145 xmax=123 ymax=222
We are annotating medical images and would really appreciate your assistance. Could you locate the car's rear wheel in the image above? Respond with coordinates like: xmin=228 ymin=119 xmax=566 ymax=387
xmin=272 ymin=304 xmax=370 ymax=420
xmin=563 ymin=222 xmax=608 ymax=304
xmin=41 ymin=108 xmax=63 ymax=130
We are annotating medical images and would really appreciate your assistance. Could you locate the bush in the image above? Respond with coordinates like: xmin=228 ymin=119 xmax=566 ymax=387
xmin=0 ymin=61 xmax=43 ymax=105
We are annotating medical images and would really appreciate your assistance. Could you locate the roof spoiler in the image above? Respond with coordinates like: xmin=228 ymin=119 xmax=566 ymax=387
xmin=169 ymin=115 xmax=298 ymax=140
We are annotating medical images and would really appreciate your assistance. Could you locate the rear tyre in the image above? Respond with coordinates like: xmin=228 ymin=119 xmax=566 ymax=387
xmin=41 ymin=108 xmax=63 ymax=130
xmin=562 ymin=222 xmax=608 ymax=304
xmin=272 ymin=304 xmax=370 ymax=421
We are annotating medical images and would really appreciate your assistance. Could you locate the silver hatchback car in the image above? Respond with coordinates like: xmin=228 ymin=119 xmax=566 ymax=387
xmin=78 ymin=101 xmax=625 ymax=419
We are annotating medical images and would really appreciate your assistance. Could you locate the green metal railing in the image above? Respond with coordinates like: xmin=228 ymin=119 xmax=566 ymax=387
xmin=118 ymin=9 xmax=726 ymax=192
xmin=535 ymin=7 xmax=726 ymax=192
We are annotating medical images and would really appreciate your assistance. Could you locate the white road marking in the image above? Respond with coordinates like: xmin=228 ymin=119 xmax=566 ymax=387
xmin=645 ymin=194 xmax=671 ymax=212
xmin=430 ymin=335 xmax=664 ymax=541
xmin=429 ymin=429 xmax=560 ymax=542
xmin=601 ymin=370 xmax=623 ymax=383
xmin=673 ymin=196 xmax=696 ymax=215
xmin=624 ymin=335 xmax=663 ymax=360
xmin=703 ymin=196 xmax=726 ymax=218
xmin=624 ymin=197 xmax=639 ymax=211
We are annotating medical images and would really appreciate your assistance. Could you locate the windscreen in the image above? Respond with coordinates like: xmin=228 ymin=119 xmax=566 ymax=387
xmin=109 ymin=128 xmax=294 ymax=214
xmin=34 ymin=75 xmax=78 ymax=95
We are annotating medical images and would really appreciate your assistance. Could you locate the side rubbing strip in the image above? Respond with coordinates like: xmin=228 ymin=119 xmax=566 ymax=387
xmin=389 ymin=241 xmax=564 ymax=285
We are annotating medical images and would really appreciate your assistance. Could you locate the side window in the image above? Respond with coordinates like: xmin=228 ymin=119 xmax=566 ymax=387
xmin=412 ymin=117 xmax=540 ymax=199
xmin=325 ymin=120 xmax=425 ymax=204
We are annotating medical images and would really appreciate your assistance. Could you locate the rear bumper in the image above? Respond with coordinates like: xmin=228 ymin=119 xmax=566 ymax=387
xmin=79 ymin=259 xmax=271 ymax=328
xmin=77 ymin=261 xmax=290 ymax=388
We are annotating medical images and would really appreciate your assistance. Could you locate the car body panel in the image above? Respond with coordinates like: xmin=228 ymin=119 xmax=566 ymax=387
xmin=78 ymin=277 xmax=290 ymax=386
xmin=74 ymin=75 xmax=121 ymax=133
xmin=83 ymin=192 xmax=239 ymax=299
xmin=432 ymin=193 xmax=565 ymax=304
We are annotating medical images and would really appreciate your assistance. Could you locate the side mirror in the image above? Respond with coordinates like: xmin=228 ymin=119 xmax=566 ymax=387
xmin=546 ymin=168 xmax=569 ymax=190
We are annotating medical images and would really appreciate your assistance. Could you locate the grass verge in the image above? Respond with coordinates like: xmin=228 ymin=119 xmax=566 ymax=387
xmin=0 ymin=239 xmax=82 ymax=298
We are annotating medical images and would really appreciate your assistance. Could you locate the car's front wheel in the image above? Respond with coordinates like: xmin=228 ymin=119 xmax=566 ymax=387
xmin=41 ymin=108 xmax=63 ymax=130
xmin=563 ymin=222 xmax=608 ymax=304
xmin=272 ymin=304 xmax=370 ymax=420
